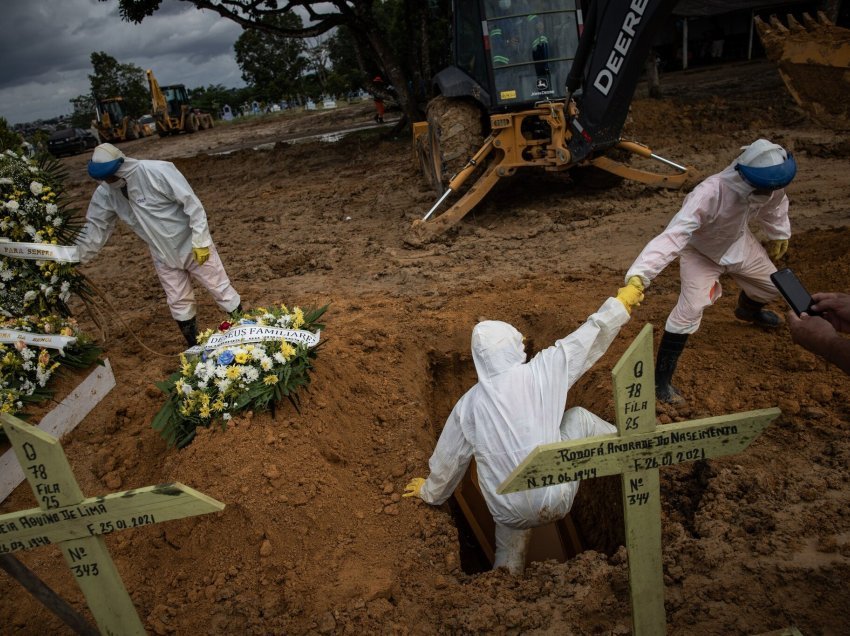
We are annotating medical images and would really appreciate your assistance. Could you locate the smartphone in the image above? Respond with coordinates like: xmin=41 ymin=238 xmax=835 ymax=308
xmin=770 ymin=268 xmax=821 ymax=316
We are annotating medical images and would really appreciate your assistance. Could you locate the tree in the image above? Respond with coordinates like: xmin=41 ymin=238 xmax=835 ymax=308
xmin=0 ymin=118 xmax=23 ymax=154
xmin=102 ymin=0 xmax=452 ymax=127
xmin=69 ymin=94 xmax=96 ymax=128
xmin=88 ymin=52 xmax=150 ymax=117
xmin=188 ymin=84 xmax=254 ymax=116
xmin=234 ymin=12 xmax=307 ymax=102
xmin=326 ymin=26 xmax=364 ymax=96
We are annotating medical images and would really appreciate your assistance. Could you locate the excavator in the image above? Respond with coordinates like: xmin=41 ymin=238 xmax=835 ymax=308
xmin=92 ymin=97 xmax=142 ymax=143
xmin=412 ymin=0 xmax=696 ymax=240
xmin=147 ymin=70 xmax=214 ymax=136
xmin=755 ymin=11 xmax=850 ymax=130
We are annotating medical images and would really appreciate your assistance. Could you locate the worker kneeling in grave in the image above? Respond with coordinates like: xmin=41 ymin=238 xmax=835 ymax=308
xmin=404 ymin=283 xmax=644 ymax=573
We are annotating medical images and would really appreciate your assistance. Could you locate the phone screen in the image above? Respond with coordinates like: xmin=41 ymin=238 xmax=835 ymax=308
xmin=771 ymin=268 xmax=816 ymax=316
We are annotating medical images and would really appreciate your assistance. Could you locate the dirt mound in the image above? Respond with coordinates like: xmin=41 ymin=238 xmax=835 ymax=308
xmin=2 ymin=61 xmax=850 ymax=634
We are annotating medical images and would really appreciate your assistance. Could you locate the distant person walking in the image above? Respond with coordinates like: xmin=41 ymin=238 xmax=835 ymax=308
xmin=77 ymin=143 xmax=242 ymax=347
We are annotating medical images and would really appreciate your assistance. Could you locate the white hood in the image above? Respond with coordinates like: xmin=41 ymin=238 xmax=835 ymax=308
xmin=471 ymin=321 xmax=526 ymax=381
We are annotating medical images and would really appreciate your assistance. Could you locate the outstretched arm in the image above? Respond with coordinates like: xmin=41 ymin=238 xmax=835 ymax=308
xmin=531 ymin=296 xmax=631 ymax=393
xmin=75 ymin=190 xmax=118 ymax=264
xmin=625 ymin=185 xmax=714 ymax=287
xmin=415 ymin=401 xmax=474 ymax=505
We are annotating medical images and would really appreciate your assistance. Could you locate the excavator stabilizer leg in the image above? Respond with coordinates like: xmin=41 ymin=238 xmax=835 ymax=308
xmin=589 ymin=142 xmax=698 ymax=189
xmin=408 ymin=160 xmax=504 ymax=245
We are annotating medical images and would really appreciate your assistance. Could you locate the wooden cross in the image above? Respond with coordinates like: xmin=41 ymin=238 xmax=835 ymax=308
xmin=498 ymin=324 xmax=780 ymax=635
xmin=0 ymin=414 xmax=225 ymax=635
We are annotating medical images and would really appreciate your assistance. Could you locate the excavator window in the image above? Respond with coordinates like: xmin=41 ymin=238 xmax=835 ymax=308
xmin=101 ymin=100 xmax=125 ymax=123
xmin=455 ymin=0 xmax=488 ymax=87
xmin=163 ymin=86 xmax=188 ymax=118
xmin=482 ymin=0 xmax=580 ymax=108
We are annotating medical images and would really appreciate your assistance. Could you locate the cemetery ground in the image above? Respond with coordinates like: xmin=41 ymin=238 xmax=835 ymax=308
xmin=2 ymin=60 xmax=850 ymax=634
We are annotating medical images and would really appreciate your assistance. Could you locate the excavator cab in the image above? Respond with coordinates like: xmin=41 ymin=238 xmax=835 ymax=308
xmin=93 ymin=97 xmax=140 ymax=143
xmin=452 ymin=0 xmax=581 ymax=110
xmin=162 ymin=84 xmax=190 ymax=119
xmin=99 ymin=99 xmax=126 ymax=127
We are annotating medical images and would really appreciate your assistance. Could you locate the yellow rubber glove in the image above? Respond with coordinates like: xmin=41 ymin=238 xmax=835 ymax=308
xmin=616 ymin=284 xmax=644 ymax=314
xmin=627 ymin=275 xmax=645 ymax=292
xmin=403 ymin=477 xmax=425 ymax=498
xmin=766 ymin=239 xmax=788 ymax=261
xmin=192 ymin=246 xmax=210 ymax=266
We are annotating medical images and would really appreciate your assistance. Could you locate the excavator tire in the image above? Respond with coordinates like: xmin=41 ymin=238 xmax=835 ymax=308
xmin=185 ymin=114 xmax=199 ymax=134
xmin=755 ymin=12 xmax=850 ymax=129
xmin=422 ymin=95 xmax=484 ymax=196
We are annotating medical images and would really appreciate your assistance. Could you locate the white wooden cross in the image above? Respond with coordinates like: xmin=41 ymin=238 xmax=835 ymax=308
xmin=0 ymin=414 xmax=225 ymax=635
xmin=498 ymin=324 xmax=780 ymax=635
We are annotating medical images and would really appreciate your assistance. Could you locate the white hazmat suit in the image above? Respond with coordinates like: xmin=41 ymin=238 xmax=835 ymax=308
xmin=419 ymin=297 xmax=629 ymax=572
xmin=624 ymin=139 xmax=795 ymax=405
xmin=626 ymin=141 xmax=791 ymax=334
xmin=77 ymin=152 xmax=240 ymax=323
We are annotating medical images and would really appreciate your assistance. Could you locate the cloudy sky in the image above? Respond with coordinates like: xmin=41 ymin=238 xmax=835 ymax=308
xmin=0 ymin=0 xmax=246 ymax=125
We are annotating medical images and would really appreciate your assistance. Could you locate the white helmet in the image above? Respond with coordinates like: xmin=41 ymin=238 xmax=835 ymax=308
xmin=735 ymin=139 xmax=796 ymax=190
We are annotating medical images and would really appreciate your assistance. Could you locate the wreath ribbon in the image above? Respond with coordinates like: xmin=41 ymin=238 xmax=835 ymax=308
xmin=0 ymin=241 xmax=80 ymax=263
xmin=0 ymin=328 xmax=77 ymax=354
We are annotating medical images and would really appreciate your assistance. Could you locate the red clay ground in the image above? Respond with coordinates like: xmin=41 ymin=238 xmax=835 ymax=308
xmin=2 ymin=60 xmax=850 ymax=634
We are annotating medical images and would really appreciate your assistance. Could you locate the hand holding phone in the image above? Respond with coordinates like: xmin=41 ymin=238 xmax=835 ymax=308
xmin=770 ymin=268 xmax=821 ymax=317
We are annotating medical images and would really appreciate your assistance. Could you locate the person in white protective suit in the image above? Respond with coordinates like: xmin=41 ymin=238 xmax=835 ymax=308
xmin=77 ymin=143 xmax=242 ymax=347
xmin=403 ymin=283 xmax=644 ymax=574
xmin=624 ymin=138 xmax=797 ymax=404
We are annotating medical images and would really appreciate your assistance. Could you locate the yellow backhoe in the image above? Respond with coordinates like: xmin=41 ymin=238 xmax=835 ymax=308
xmin=147 ymin=69 xmax=214 ymax=136
xmin=92 ymin=97 xmax=141 ymax=144
xmin=755 ymin=11 xmax=850 ymax=130
xmin=411 ymin=0 xmax=697 ymax=242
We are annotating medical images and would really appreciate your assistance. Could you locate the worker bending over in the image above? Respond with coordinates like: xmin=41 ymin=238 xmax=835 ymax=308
xmin=77 ymin=143 xmax=242 ymax=347
xmin=625 ymin=138 xmax=796 ymax=404
xmin=404 ymin=282 xmax=644 ymax=573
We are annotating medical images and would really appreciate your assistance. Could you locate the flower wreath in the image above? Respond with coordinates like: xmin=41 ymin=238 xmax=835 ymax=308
xmin=0 ymin=151 xmax=100 ymax=424
xmin=153 ymin=304 xmax=326 ymax=448
xmin=0 ymin=315 xmax=101 ymax=416
xmin=0 ymin=150 xmax=92 ymax=317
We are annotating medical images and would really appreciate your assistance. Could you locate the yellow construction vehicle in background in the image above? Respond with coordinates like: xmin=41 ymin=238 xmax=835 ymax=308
xmin=755 ymin=11 xmax=850 ymax=130
xmin=147 ymin=69 xmax=214 ymax=136
xmin=92 ymin=97 xmax=141 ymax=143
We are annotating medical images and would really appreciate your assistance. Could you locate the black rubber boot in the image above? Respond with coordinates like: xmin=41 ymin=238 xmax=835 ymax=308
xmin=655 ymin=331 xmax=689 ymax=404
xmin=734 ymin=291 xmax=780 ymax=328
xmin=176 ymin=318 xmax=198 ymax=347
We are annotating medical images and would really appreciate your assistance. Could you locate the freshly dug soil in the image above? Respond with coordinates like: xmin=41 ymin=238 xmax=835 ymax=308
xmin=2 ymin=60 xmax=850 ymax=635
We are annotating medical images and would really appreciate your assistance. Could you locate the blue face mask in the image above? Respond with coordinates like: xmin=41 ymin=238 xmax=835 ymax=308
xmin=735 ymin=154 xmax=797 ymax=191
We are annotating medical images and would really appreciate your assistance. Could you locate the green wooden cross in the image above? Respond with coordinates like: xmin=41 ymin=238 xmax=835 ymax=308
xmin=498 ymin=324 xmax=780 ymax=635
xmin=0 ymin=414 xmax=225 ymax=635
